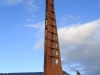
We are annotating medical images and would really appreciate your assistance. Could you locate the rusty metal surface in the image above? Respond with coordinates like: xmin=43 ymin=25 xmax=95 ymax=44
xmin=44 ymin=0 xmax=63 ymax=75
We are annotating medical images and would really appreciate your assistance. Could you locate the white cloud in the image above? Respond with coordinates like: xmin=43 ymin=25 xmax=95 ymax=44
xmin=27 ymin=21 xmax=45 ymax=50
xmin=59 ymin=19 xmax=100 ymax=46
xmin=27 ymin=21 xmax=44 ymax=30
xmin=0 ymin=0 xmax=23 ymax=6
xmin=59 ymin=15 xmax=80 ymax=26
xmin=27 ymin=21 xmax=45 ymax=37
xmin=33 ymin=39 xmax=44 ymax=50
xmin=26 ymin=15 xmax=36 ymax=22
xmin=24 ymin=0 xmax=38 ymax=12
xmin=99 ymin=3 xmax=100 ymax=8
xmin=59 ymin=19 xmax=100 ymax=75
xmin=0 ymin=0 xmax=38 ymax=12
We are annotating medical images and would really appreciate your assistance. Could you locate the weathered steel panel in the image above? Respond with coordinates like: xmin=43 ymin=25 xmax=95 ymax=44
xmin=44 ymin=0 xmax=63 ymax=75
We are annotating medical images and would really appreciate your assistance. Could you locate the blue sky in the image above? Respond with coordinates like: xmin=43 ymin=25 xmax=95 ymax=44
xmin=0 ymin=0 xmax=100 ymax=75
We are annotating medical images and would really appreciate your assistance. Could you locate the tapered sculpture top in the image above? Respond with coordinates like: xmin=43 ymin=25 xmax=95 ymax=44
xmin=44 ymin=0 xmax=63 ymax=75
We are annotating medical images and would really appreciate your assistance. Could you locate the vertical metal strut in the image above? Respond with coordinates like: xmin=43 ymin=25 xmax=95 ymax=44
xmin=44 ymin=0 xmax=63 ymax=75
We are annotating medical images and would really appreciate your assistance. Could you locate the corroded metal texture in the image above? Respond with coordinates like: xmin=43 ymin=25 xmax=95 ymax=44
xmin=44 ymin=0 xmax=63 ymax=75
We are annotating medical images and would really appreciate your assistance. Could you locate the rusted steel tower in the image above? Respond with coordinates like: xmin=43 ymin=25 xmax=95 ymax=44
xmin=44 ymin=0 xmax=63 ymax=75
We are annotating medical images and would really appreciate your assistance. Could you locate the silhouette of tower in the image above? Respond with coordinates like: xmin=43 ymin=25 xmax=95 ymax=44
xmin=76 ymin=71 xmax=81 ymax=75
xmin=44 ymin=0 xmax=63 ymax=75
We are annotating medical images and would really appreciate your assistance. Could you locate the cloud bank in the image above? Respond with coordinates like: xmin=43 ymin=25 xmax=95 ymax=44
xmin=58 ymin=19 xmax=100 ymax=75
